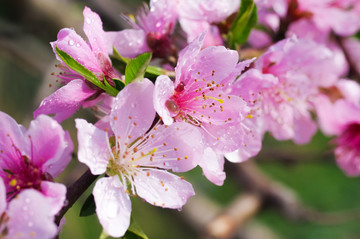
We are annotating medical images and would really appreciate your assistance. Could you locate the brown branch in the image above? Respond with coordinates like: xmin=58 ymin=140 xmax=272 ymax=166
xmin=55 ymin=169 xmax=98 ymax=225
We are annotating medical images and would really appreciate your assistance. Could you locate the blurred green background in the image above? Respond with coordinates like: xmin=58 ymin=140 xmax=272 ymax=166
xmin=1 ymin=1 xmax=360 ymax=238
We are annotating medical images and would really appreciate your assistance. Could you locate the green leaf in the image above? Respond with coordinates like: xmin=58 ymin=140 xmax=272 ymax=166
xmin=228 ymin=0 xmax=257 ymax=49
xmin=125 ymin=52 xmax=152 ymax=85
xmin=122 ymin=216 xmax=149 ymax=239
xmin=55 ymin=46 xmax=119 ymax=97
xmin=79 ymin=194 xmax=96 ymax=217
xmin=113 ymin=78 xmax=125 ymax=91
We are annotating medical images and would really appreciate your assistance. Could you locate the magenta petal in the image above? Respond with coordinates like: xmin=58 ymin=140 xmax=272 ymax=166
xmin=40 ymin=181 xmax=66 ymax=215
xmin=111 ymin=78 xmax=155 ymax=146
xmin=154 ymin=75 xmax=175 ymax=125
xmin=83 ymin=7 xmax=108 ymax=56
xmin=52 ymin=28 xmax=101 ymax=72
xmin=27 ymin=115 xmax=72 ymax=176
xmin=76 ymin=119 xmax=112 ymax=175
xmin=134 ymin=169 xmax=195 ymax=209
xmin=93 ymin=177 xmax=131 ymax=237
xmin=335 ymin=145 xmax=360 ymax=176
xmin=198 ymin=148 xmax=225 ymax=186
xmin=111 ymin=29 xmax=150 ymax=59
xmin=7 ymin=189 xmax=57 ymax=239
xmin=34 ymin=79 xmax=97 ymax=122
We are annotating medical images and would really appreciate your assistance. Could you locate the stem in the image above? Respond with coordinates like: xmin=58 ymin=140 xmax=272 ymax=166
xmin=55 ymin=169 xmax=98 ymax=225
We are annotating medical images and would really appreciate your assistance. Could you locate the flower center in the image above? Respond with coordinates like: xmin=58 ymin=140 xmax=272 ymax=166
xmin=337 ymin=123 xmax=360 ymax=152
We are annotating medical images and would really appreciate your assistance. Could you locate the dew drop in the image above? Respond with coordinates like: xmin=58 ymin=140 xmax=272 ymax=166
xmin=76 ymin=43 xmax=81 ymax=48
xmin=68 ymin=39 xmax=74 ymax=46
xmin=86 ymin=17 xmax=91 ymax=24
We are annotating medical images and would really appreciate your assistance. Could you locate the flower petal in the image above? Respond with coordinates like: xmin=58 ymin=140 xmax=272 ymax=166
xmin=93 ymin=177 xmax=131 ymax=237
xmin=7 ymin=189 xmax=57 ymax=239
xmin=27 ymin=114 xmax=73 ymax=177
xmin=51 ymin=28 xmax=101 ymax=72
xmin=40 ymin=181 xmax=66 ymax=215
xmin=111 ymin=29 xmax=150 ymax=59
xmin=134 ymin=169 xmax=195 ymax=209
xmin=137 ymin=122 xmax=202 ymax=172
xmin=76 ymin=119 xmax=112 ymax=175
xmin=111 ymin=78 xmax=155 ymax=146
xmin=0 ymin=178 xmax=6 ymax=214
xmin=198 ymin=147 xmax=225 ymax=186
xmin=83 ymin=7 xmax=108 ymax=56
xmin=154 ymin=75 xmax=175 ymax=125
xmin=34 ymin=79 xmax=97 ymax=122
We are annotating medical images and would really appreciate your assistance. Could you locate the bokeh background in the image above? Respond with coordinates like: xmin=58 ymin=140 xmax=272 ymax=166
xmin=1 ymin=1 xmax=360 ymax=238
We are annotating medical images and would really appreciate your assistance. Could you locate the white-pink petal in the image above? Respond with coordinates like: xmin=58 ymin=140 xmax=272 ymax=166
xmin=134 ymin=169 xmax=195 ymax=209
xmin=76 ymin=119 xmax=112 ymax=175
xmin=93 ymin=177 xmax=131 ymax=237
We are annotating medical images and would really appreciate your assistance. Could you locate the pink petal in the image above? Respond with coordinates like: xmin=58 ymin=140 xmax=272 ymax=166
xmin=76 ymin=119 xmax=112 ymax=175
xmin=83 ymin=7 xmax=108 ymax=56
xmin=198 ymin=147 xmax=226 ymax=186
xmin=34 ymin=79 xmax=97 ymax=122
xmin=292 ymin=113 xmax=317 ymax=144
xmin=154 ymin=75 xmax=175 ymax=125
xmin=111 ymin=78 xmax=155 ymax=146
xmin=225 ymin=118 xmax=264 ymax=162
xmin=93 ymin=177 xmax=131 ymax=237
xmin=51 ymin=28 xmax=101 ymax=72
xmin=110 ymin=29 xmax=150 ymax=59
xmin=40 ymin=181 xmax=66 ymax=215
xmin=175 ymin=33 xmax=205 ymax=84
xmin=134 ymin=169 xmax=195 ymax=209
xmin=27 ymin=115 xmax=73 ymax=176
xmin=137 ymin=122 xmax=202 ymax=172
xmin=335 ymin=145 xmax=360 ymax=176
xmin=0 ymin=111 xmax=27 ymax=167
xmin=7 ymin=189 xmax=57 ymax=239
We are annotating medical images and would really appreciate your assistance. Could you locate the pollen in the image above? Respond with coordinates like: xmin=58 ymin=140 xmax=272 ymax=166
xmin=147 ymin=172 xmax=150 ymax=176
xmin=128 ymin=116 xmax=132 ymax=119
xmin=246 ymin=114 xmax=253 ymax=119
xmin=184 ymin=156 xmax=188 ymax=159
xmin=114 ymin=116 xmax=118 ymax=120
xmin=9 ymin=179 xmax=17 ymax=187
xmin=177 ymin=157 xmax=181 ymax=161
xmin=133 ymin=122 xmax=137 ymax=126
xmin=174 ymin=147 xmax=178 ymax=151
xmin=180 ymin=176 xmax=184 ymax=180
xmin=163 ymin=143 xmax=167 ymax=146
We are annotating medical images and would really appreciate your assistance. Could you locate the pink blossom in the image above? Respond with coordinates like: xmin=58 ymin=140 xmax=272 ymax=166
xmin=178 ymin=0 xmax=240 ymax=47
xmin=76 ymin=79 xmax=200 ymax=237
xmin=34 ymin=7 xmax=121 ymax=122
xmin=251 ymin=36 xmax=342 ymax=143
xmin=0 ymin=112 xmax=72 ymax=214
xmin=0 ymin=178 xmax=58 ymax=239
xmin=154 ymin=34 xmax=260 ymax=178
xmin=112 ymin=0 xmax=178 ymax=59
xmin=315 ymin=79 xmax=360 ymax=176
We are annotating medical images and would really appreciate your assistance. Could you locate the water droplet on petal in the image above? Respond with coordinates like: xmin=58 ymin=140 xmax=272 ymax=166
xmin=86 ymin=17 xmax=91 ymax=24
xmin=68 ymin=39 xmax=74 ymax=46
xmin=76 ymin=43 xmax=80 ymax=48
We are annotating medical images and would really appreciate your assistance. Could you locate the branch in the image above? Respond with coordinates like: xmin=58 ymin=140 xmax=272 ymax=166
xmin=55 ymin=169 xmax=98 ymax=225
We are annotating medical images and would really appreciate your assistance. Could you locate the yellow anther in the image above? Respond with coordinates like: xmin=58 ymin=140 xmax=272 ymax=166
xmin=9 ymin=179 xmax=17 ymax=187
xmin=246 ymin=114 xmax=253 ymax=119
